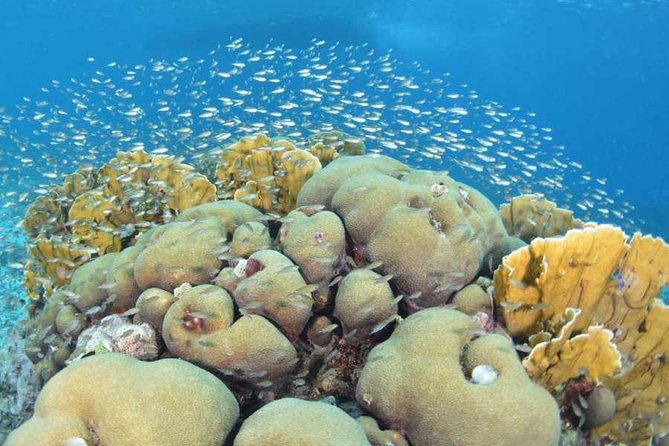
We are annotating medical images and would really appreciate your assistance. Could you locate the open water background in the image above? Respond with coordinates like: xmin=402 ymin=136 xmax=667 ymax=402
xmin=0 ymin=0 xmax=667 ymax=237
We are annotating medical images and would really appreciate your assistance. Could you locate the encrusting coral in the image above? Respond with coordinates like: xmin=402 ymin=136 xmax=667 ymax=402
xmin=494 ymin=224 xmax=669 ymax=443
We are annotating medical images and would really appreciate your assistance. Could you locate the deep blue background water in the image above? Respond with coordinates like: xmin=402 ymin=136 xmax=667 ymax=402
xmin=0 ymin=0 xmax=667 ymax=239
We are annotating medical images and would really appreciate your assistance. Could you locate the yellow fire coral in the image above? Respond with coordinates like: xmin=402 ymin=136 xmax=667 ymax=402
xmin=23 ymin=236 xmax=94 ymax=299
xmin=500 ymin=193 xmax=584 ymax=242
xmin=523 ymin=308 xmax=621 ymax=389
xmin=306 ymin=130 xmax=365 ymax=165
xmin=22 ymin=149 xmax=216 ymax=301
xmin=68 ymin=189 xmax=132 ymax=254
xmin=493 ymin=224 xmax=669 ymax=442
xmin=23 ymin=168 xmax=97 ymax=239
xmin=214 ymin=134 xmax=322 ymax=215
xmin=213 ymin=132 xmax=364 ymax=215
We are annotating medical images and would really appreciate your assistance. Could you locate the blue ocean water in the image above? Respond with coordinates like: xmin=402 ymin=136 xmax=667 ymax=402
xmin=0 ymin=0 xmax=667 ymax=239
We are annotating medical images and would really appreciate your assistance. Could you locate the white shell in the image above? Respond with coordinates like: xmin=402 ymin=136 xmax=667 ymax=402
xmin=471 ymin=364 xmax=498 ymax=385
xmin=62 ymin=438 xmax=88 ymax=446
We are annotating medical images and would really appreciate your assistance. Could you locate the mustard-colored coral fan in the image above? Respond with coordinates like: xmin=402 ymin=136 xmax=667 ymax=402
xmin=494 ymin=224 xmax=669 ymax=442
xmin=500 ymin=193 xmax=584 ymax=242
xmin=213 ymin=132 xmax=364 ymax=215
xmin=22 ymin=149 xmax=216 ymax=300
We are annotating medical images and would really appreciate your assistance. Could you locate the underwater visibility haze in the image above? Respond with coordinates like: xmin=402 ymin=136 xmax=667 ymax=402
xmin=0 ymin=1 xmax=668 ymax=445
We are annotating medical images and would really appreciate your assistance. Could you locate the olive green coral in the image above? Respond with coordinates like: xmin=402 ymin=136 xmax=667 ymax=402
xmin=133 ymin=217 xmax=227 ymax=291
xmin=279 ymin=207 xmax=346 ymax=284
xmin=297 ymin=155 xmax=515 ymax=307
xmin=333 ymin=268 xmax=399 ymax=337
xmin=232 ymin=250 xmax=313 ymax=339
xmin=162 ymin=284 xmax=298 ymax=386
xmin=234 ymin=398 xmax=370 ymax=446
xmin=5 ymin=353 xmax=239 ymax=446
xmin=356 ymin=308 xmax=561 ymax=446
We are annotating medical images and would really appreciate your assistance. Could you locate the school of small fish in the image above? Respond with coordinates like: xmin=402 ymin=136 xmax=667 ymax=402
xmin=0 ymin=37 xmax=641 ymax=268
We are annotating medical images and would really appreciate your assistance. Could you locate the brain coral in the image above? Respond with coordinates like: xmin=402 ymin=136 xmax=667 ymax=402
xmin=4 ymin=353 xmax=239 ymax=446
xmin=23 ymin=199 xmax=269 ymax=380
xmin=356 ymin=307 xmax=561 ymax=446
xmin=161 ymin=284 xmax=298 ymax=386
xmin=297 ymin=155 xmax=515 ymax=307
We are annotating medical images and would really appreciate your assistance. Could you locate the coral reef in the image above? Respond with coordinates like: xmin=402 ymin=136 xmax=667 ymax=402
xmin=161 ymin=283 xmax=298 ymax=387
xmin=234 ymin=398 xmax=370 ymax=445
xmin=212 ymin=132 xmax=362 ymax=215
xmin=68 ymin=314 xmax=159 ymax=363
xmin=297 ymin=155 xmax=517 ymax=307
xmin=22 ymin=199 xmax=267 ymax=382
xmin=22 ymin=150 xmax=216 ymax=300
xmin=11 ymin=135 xmax=669 ymax=446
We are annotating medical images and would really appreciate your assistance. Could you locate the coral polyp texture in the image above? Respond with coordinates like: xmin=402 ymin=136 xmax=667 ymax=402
xmin=297 ymin=155 xmax=518 ymax=307
xmin=356 ymin=308 xmax=561 ymax=446
xmin=9 ymin=133 xmax=669 ymax=445
xmin=4 ymin=353 xmax=239 ymax=446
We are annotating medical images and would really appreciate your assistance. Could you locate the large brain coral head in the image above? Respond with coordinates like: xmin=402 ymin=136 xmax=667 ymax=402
xmin=297 ymin=156 xmax=515 ymax=307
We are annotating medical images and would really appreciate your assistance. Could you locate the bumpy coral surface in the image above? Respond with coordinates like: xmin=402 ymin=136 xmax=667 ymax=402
xmin=5 ymin=353 xmax=239 ymax=446
xmin=162 ymin=284 xmax=298 ymax=386
xmin=500 ymin=193 xmax=584 ymax=242
xmin=23 ymin=199 xmax=267 ymax=382
xmin=297 ymin=155 xmax=516 ymax=307
xmin=22 ymin=150 xmax=216 ymax=300
xmin=213 ymin=132 xmax=362 ymax=215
